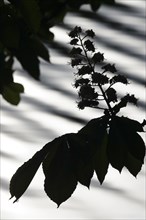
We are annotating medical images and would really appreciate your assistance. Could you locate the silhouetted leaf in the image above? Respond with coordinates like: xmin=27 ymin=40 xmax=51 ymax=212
xmin=116 ymin=117 xmax=145 ymax=163
xmin=42 ymin=137 xmax=64 ymax=176
xmin=115 ymin=116 xmax=144 ymax=132
xmin=12 ymin=0 xmax=41 ymax=33
xmin=108 ymin=117 xmax=128 ymax=172
xmin=107 ymin=116 xmax=145 ymax=175
xmin=90 ymin=0 xmax=101 ymax=11
xmin=9 ymin=142 xmax=54 ymax=202
xmin=0 ymin=23 xmax=20 ymax=48
xmin=77 ymin=161 xmax=94 ymax=188
xmin=90 ymin=0 xmax=115 ymax=12
xmin=49 ymin=6 xmax=67 ymax=25
xmin=14 ymin=46 xmax=40 ymax=80
xmin=68 ymin=0 xmax=115 ymax=12
xmin=10 ymin=82 xmax=24 ymax=93
xmin=103 ymin=0 xmax=115 ymax=4
xmin=67 ymin=0 xmax=86 ymax=10
xmin=125 ymin=152 xmax=143 ymax=177
xmin=0 ymin=54 xmax=14 ymax=94
xmin=31 ymin=37 xmax=50 ymax=62
xmin=2 ymin=86 xmax=19 ymax=105
xmin=67 ymin=133 xmax=94 ymax=188
xmin=94 ymin=131 xmax=109 ymax=184
xmin=78 ymin=116 xmax=109 ymax=184
xmin=0 ymin=0 xmax=4 ymax=7
xmin=39 ymin=28 xmax=54 ymax=43
xmin=78 ymin=116 xmax=108 ymax=139
xmin=43 ymin=134 xmax=78 ymax=207
xmin=2 ymin=82 xmax=24 ymax=105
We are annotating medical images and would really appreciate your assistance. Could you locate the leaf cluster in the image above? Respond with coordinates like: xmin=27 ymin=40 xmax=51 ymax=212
xmin=0 ymin=0 xmax=115 ymax=105
xmin=10 ymin=115 xmax=145 ymax=206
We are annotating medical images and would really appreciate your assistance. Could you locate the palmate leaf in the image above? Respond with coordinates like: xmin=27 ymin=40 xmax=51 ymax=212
xmin=107 ymin=116 xmax=145 ymax=176
xmin=43 ymin=128 xmax=110 ymax=206
xmin=9 ymin=141 xmax=56 ymax=202
xmin=9 ymin=115 xmax=145 ymax=206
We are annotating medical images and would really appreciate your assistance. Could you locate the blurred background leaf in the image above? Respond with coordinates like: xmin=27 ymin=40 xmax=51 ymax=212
xmin=0 ymin=0 xmax=115 ymax=105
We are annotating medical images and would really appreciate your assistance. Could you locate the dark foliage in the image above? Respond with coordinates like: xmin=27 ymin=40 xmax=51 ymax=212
xmin=10 ymin=115 xmax=145 ymax=206
xmin=0 ymin=0 xmax=115 ymax=105
xmin=9 ymin=27 xmax=146 ymax=207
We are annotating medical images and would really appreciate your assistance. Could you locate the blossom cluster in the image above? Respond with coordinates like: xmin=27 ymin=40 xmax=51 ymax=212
xmin=69 ymin=26 xmax=137 ymax=113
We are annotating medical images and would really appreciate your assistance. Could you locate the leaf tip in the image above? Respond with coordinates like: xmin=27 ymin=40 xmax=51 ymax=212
xmin=9 ymin=196 xmax=19 ymax=203
xmin=13 ymin=198 xmax=19 ymax=203
xmin=99 ymin=180 xmax=103 ymax=185
xmin=9 ymin=195 xmax=13 ymax=200
xmin=133 ymin=173 xmax=138 ymax=178
xmin=57 ymin=202 xmax=62 ymax=208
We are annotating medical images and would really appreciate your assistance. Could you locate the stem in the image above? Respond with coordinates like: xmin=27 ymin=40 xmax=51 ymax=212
xmin=97 ymin=98 xmax=105 ymax=101
xmin=107 ymin=82 xmax=115 ymax=90
xmin=91 ymin=106 xmax=106 ymax=110
xmin=78 ymin=35 xmax=114 ymax=116
xmin=82 ymin=34 xmax=88 ymax=40
xmin=98 ymin=84 xmax=114 ymax=116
